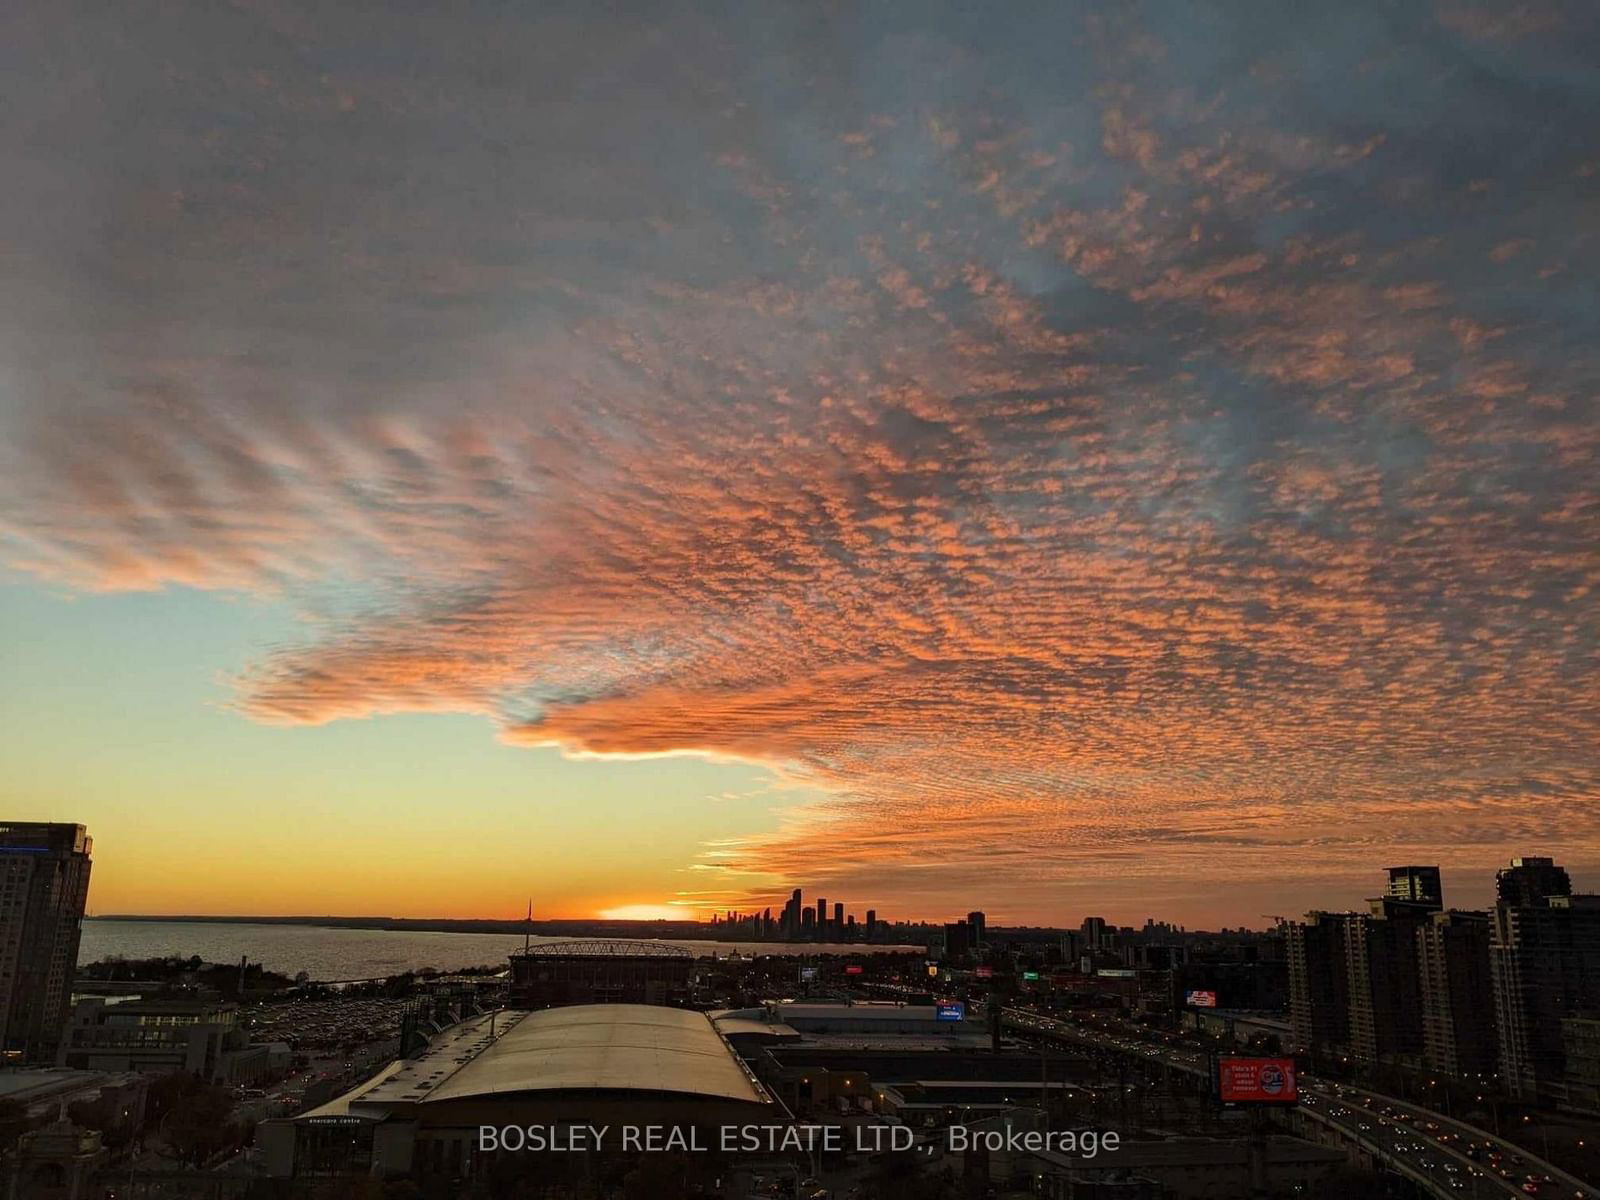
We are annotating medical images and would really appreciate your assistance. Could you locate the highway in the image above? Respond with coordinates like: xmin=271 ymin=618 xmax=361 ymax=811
xmin=1000 ymin=1007 xmax=1595 ymax=1200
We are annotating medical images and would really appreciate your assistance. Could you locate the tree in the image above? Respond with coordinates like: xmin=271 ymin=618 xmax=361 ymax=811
xmin=146 ymin=1073 xmax=240 ymax=1166
xmin=67 ymin=1093 xmax=136 ymax=1151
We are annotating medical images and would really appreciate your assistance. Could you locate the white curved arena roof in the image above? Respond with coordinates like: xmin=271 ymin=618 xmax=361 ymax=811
xmin=421 ymin=1005 xmax=770 ymax=1106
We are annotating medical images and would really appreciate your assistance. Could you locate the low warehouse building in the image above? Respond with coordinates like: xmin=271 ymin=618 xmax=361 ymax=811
xmin=258 ymin=1004 xmax=784 ymax=1181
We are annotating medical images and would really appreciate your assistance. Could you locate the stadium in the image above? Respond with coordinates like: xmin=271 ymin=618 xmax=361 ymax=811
xmin=258 ymin=1004 xmax=784 ymax=1180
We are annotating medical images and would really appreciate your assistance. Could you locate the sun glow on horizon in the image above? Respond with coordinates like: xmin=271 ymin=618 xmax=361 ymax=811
xmin=596 ymin=904 xmax=696 ymax=921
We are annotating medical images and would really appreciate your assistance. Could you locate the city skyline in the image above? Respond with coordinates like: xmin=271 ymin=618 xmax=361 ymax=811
xmin=3 ymin=2 xmax=1599 ymax=926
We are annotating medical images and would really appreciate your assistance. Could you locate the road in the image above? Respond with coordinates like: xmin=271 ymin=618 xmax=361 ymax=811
xmin=1000 ymin=1007 xmax=1595 ymax=1200
xmin=1320 ymin=1083 xmax=1595 ymax=1200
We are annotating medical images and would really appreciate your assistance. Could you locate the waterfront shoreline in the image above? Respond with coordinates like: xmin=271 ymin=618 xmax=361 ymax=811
xmin=78 ymin=917 xmax=926 ymax=980
xmin=88 ymin=912 xmax=926 ymax=946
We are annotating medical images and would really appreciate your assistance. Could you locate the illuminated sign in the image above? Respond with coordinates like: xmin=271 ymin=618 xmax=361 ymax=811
xmin=935 ymin=1002 xmax=965 ymax=1022
xmin=927 ymin=965 xmax=939 ymax=977
xmin=799 ymin=966 xmax=818 ymax=981
xmin=844 ymin=965 xmax=864 ymax=975
xmin=1098 ymin=968 xmax=1136 ymax=978
xmin=1022 ymin=971 xmax=1040 ymax=981
xmin=975 ymin=965 xmax=994 ymax=978
xmin=1185 ymin=989 xmax=1218 ymax=1008
xmin=1217 ymin=1057 xmax=1298 ymax=1105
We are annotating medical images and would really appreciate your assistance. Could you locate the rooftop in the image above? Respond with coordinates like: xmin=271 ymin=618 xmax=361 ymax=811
xmin=775 ymin=1034 xmax=996 ymax=1052
xmin=83 ymin=998 xmax=237 ymax=1015
xmin=712 ymin=1016 xmax=801 ymax=1040
xmin=0 ymin=1069 xmax=139 ymax=1114
xmin=355 ymin=1012 xmax=527 ymax=1108
xmin=298 ymin=1060 xmax=409 ymax=1121
xmin=351 ymin=1006 xmax=772 ymax=1110
xmin=768 ymin=1002 xmax=948 ymax=1021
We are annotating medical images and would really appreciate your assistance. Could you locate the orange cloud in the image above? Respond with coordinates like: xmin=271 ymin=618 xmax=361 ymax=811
xmin=2 ymin=0 xmax=1597 ymax=922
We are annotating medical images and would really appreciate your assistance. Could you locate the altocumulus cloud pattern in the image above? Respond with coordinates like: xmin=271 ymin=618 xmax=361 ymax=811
xmin=2 ymin=1 xmax=1597 ymax=912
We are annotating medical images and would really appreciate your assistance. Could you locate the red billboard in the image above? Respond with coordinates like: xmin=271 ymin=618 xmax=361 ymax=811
xmin=1217 ymin=1057 xmax=1298 ymax=1105
xmin=1185 ymin=989 xmax=1218 ymax=1008
xmin=844 ymin=965 xmax=864 ymax=975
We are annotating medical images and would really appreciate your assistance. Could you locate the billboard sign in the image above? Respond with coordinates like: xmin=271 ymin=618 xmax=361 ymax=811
xmin=844 ymin=965 xmax=864 ymax=975
xmin=799 ymin=966 xmax=818 ymax=981
xmin=1217 ymin=1057 xmax=1298 ymax=1105
xmin=975 ymin=965 xmax=994 ymax=978
xmin=1022 ymin=970 xmax=1040 ymax=981
xmin=935 ymin=1002 xmax=965 ymax=1022
xmin=1098 ymin=968 xmax=1136 ymax=978
xmin=1185 ymin=989 xmax=1218 ymax=1008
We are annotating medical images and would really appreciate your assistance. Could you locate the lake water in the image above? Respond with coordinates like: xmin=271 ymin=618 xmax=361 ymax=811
xmin=77 ymin=919 xmax=924 ymax=980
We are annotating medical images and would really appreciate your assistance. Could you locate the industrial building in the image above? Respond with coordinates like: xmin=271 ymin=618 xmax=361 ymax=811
xmin=729 ymin=1000 xmax=969 ymax=1038
xmin=257 ymin=1004 xmax=783 ymax=1181
xmin=750 ymin=1040 xmax=1092 ymax=1119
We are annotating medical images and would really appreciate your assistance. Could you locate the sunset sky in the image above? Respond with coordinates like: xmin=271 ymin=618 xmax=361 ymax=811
xmin=2 ymin=1 xmax=1596 ymax=927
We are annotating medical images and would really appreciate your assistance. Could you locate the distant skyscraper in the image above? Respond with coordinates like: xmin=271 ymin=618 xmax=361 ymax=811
xmin=0 ymin=823 xmax=92 ymax=1062
xmin=833 ymin=902 xmax=844 ymax=935
xmin=865 ymin=909 xmax=877 ymax=940
xmin=1386 ymin=865 xmax=1443 ymax=907
xmin=942 ymin=921 xmax=972 ymax=961
xmin=967 ymin=911 xmax=986 ymax=946
xmin=816 ymin=897 xmax=826 ymax=936
xmin=1080 ymin=916 xmax=1108 ymax=951
xmin=1496 ymin=857 xmax=1572 ymax=908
